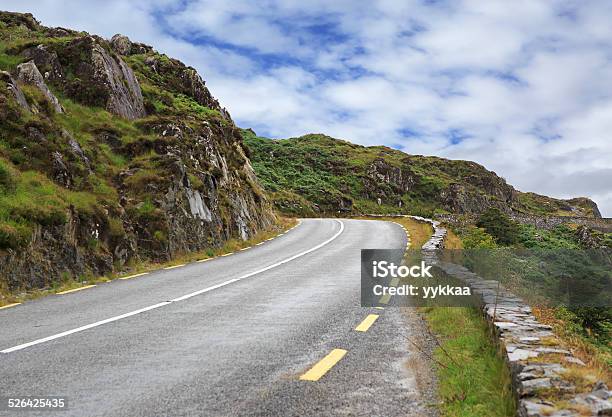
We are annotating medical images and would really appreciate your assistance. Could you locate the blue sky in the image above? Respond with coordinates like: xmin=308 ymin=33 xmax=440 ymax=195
xmin=4 ymin=0 xmax=612 ymax=215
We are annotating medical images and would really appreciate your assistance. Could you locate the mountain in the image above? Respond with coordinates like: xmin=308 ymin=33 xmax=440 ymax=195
xmin=242 ymin=130 xmax=601 ymax=218
xmin=0 ymin=11 xmax=274 ymax=289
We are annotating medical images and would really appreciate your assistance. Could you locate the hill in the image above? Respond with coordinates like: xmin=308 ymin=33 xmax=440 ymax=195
xmin=242 ymin=130 xmax=601 ymax=218
xmin=0 ymin=11 xmax=274 ymax=290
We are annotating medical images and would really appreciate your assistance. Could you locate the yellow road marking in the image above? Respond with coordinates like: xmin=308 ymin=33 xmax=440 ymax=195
xmin=0 ymin=303 xmax=21 ymax=310
xmin=240 ymin=247 xmax=251 ymax=251
xmin=375 ymin=306 xmax=384 ymax=310
xmin=221 ymin=252 xmax=233 ymax=257
xmin=299 ymin=349 xmax=347 ymax=381
xmin=355 ymin=314 xmax=379 ymax=332
xmin=197 ymin=258 xmax=212 ymax=263
xmin=57 ymin=285 xmax=96 ymax=295
xmin=164 ymin=264 xmax=185 ymax=270
xmin=119 ymin=272 xmax=148 ymax=280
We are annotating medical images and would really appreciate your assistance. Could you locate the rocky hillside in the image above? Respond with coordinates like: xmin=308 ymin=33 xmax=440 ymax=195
xmin=243 ymin=131 xmax=601 ymax=218
xmin=0 ymin=12 xmax=275 ymax=291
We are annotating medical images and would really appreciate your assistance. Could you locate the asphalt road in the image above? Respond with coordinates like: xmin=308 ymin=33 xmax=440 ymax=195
xmin=0 ymin=219 xmax=437 ymax=417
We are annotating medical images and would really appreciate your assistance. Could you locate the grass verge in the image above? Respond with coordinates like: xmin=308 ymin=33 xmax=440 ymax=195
xmin=355 ymin=216 xmax=433 ymax=248
xmin=0 ymin=216 xmax=297 ymax=306
xmin=423 ymin=306 xmax=516 ymax=417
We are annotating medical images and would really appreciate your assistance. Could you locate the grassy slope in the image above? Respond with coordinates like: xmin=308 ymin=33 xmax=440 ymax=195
xmin=243 ymin=130 xmax=599 ymax=218
xmin=0 ymin=19 xmax=236 ymax=251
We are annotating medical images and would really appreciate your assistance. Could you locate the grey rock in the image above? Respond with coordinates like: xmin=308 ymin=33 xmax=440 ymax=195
xmin=63 ymin=36 xmax=145 ymax=120
xmin=22 ymin=44 xmax=63 ymax=80
xmin=89 ymin=41 xmax=145 ymax=119
xmin=1 ymin=70 xmax=30 ymax=112
xmin=51 ymin=152 xmax=72 ymax=187
xmin=110 ymin=34 xmax=132 ymax=55
xmin=16 ymin=61 xmax=63 ymax=113
xmin=27 ymin=127 xmax=46 ymax=143
xmin=62 ymin=130 xmax=90 ymax=170
xmin=185 ymin=188 xmax=212 ymax=221
xmin=592 ymin=382 xmax=611 ymax=400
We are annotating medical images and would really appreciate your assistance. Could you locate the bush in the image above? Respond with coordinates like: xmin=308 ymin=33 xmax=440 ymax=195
xmin=476 ymin=208 xmax=519 ymax=245
xmin=461 ymin=226 xmax=497 ymax=249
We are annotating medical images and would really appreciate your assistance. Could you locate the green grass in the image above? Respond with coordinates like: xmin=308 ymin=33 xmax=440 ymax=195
xmin=423 ymin=307 xmax=515 ymax=417
xmin=242 ymin=130 xmax=596 ymax=217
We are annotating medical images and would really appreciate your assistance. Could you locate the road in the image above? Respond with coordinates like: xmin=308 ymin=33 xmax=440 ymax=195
xmin=0 ymin=219 xmax=437 ymax=417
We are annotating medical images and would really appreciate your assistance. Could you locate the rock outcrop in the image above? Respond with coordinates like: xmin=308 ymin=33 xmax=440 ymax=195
xmin=0 ymin=71 xmax=30 ymax=112
xmin=22 ymin=44 xmax=64 ymax=81
xmin=58 ymin=36 xmax=146 ymax=119
xmin=244 ymin=132 xmax=601 ymax=218
xmin=16 ymin=61 xmax=63 ymax=112
xmin=0 ymin=11 xmax=275 ymax=291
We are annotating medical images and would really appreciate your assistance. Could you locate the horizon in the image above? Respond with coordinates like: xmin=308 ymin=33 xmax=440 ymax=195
xmin=2 ymin=1 xmax=611 ymax=216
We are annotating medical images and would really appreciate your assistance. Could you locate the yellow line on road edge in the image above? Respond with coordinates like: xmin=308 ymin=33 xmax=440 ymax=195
xmin=164 ymin=264 xmax=185 ymax=270
xmin=221 ymin=252 xmax=233 ymax=257
xmin=355 ymin=314 xmax=379 ymax=332
xmin=299 ymin=349 xmax=347 ymax=381
xmin=119 ymin=273 xmax=148 ymax=280
xmin=57 ymin=285 xmax=96 ymax=295
xmin=197 ymin=258 xmax=212 ymax=263
xmin=0 ymin=303 xmax=21 ymax=310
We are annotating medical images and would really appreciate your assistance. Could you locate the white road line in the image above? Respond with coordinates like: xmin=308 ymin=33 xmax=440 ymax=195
xmin=1 ymin=302 xmax=170 ymax=354
xmin=2 ymin=220 xmax=344 ymax=354
xmin=170 ymin=220 xmax=344 ymax=303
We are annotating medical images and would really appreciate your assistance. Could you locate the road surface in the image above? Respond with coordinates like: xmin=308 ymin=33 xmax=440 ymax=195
xmin=0 ymin=219 xmax=437 ymax=417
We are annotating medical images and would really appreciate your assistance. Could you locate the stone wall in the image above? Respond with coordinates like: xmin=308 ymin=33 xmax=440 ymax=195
xmin=410 ymin=216 xmax=611 ymax=417
xmin=435 ymin=213 xmax=612 ymax=233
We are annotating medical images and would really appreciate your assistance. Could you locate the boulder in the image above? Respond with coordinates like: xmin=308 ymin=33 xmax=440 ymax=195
xmin=22 ymin=44 xmax=64 ymax=81
xmin=110 ymin=34 xmax=132 ymax=55
xmin=16 ymin=61 xmax=64 ymax=113
xmin=0 ymin=71 xmax=30 ymax=112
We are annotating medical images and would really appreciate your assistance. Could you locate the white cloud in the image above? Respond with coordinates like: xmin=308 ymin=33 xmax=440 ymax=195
xmin=4 ymin=0 xmax=612 ymax=215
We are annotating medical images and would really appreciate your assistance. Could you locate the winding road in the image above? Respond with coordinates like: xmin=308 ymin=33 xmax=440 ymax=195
xmin=0 ymin=219 xmax=436 ymax=417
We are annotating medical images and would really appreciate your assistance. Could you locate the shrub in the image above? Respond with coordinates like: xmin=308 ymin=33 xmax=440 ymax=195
xmin=476 ymin=208 xmax=519 ymax=245
xmin=461 ymin=226 xmax=497 ymax=249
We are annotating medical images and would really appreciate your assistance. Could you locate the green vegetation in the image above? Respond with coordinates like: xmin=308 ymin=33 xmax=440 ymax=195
xmin=0 ymin=9 xmax=278 ymax=310
xmin=243 ymin=130 xmax=599 ymax=218
xmin=475 ymin=208 xmax=519 ymax=245
xmin=453 ymin=213 xmax=612 ymax=369
xmin=424 ymin=307 xmax=515 ymax=417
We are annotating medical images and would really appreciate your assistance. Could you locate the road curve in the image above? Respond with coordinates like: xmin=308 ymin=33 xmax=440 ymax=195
xmin=0 ymin=219 xmax=436 ymax=417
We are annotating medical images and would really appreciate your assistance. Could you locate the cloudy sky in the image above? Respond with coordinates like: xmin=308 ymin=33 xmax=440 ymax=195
xmin=4 ymin=0 xmax=612 ymax=215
